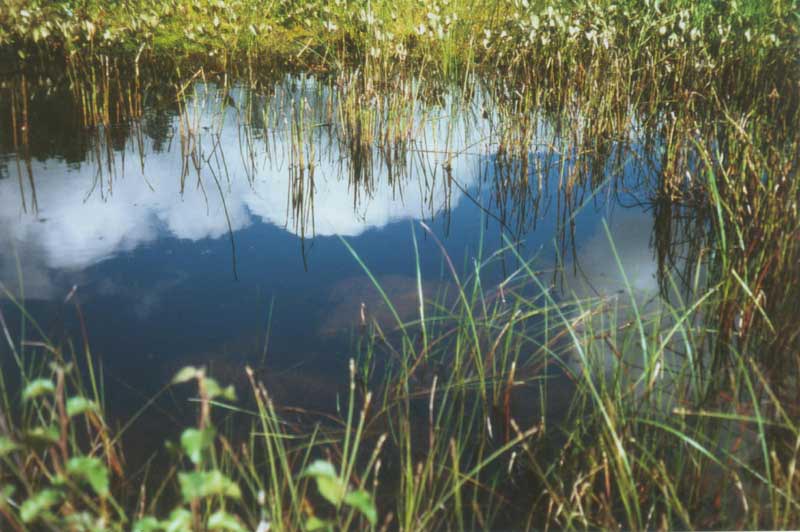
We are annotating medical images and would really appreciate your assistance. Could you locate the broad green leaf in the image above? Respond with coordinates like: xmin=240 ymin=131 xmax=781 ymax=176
xmin=20 ymin=489 xmax=61 ymax=523
xmin=221 ymin=385 xmax=237 ymax=401
xmin=314 ymin=475 xmax=347 ymax=506
xmin=22 ymin=379 xmax=55 ymax=401
xmin=205 ymin=377 xmax=222 ymax=397
xmin=344 ymin=489 xmax=377 ymax=525
xmin=178 ymin=470 xmax=241 ymax=501
xmin=66 ymin=396 xmax=98 ymax=417
xmin=208 ymin=510 xmax=247 ymax=532
xmin=132 ymin=516 xmax=162 ymax=532
xmin=66 ymin=457 xmax=109 ymax=496
xmin=305 ymin=516 xmax=333 ymax=531
xmin=0 ymin=485 xmax=16 ymax=506
xmin=25 ymin=425 xmax=60 ymax=446
xmin=303 ymin=460 xmax=338 ymax=478
xmin=205 ymin=378 xmax=237 ymax=401
xmin=0 ymin=436 xmax=19 ymax=456
xmin=172 ymin=366 xmax=202 ymax=384
xmin=302 ymin=460 xmax=346 ymax=505
xmin=180 ymin=427 xmax=216 ymax=465
xmin=163 ymin=508 xmax=192 ymax=532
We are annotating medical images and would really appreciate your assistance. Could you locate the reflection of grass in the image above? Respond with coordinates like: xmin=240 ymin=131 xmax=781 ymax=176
xmin=2 ymin=207 xmax=799 ymax=529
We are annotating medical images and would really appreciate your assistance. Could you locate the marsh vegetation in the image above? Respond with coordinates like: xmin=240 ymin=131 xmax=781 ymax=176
xmin=0 ymin=0 xmax=799 ymax=530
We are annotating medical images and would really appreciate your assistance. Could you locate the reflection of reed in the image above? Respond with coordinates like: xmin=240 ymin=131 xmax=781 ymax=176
xmin=10 ymin=76 xmax=38 ymax=213
xmin=65 ymin=55 xmax=144 ymax=130
xmin=286 ymin=95 xmax=316 ymax=239
xmin=0 ymin=71 xmax=757 ymax=253
xmin=3 ymin=71 xmax=798 ymax=373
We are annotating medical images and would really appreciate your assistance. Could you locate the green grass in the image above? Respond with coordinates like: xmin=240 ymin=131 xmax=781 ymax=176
xmin=1 ymin=227 xmax=798 ymax=529
xmin=1 ymin=0 xmax=797 ymax=98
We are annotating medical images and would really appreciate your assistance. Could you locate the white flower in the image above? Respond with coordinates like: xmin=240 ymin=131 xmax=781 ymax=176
xmin=668 ymin=32 xmax=679 ymax=47
xmin=416 ymin=23 xmax=426 ymax=36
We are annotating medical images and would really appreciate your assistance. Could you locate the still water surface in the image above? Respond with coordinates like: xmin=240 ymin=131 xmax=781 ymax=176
xmin=0 ymin=79 xmax=661 ymax=420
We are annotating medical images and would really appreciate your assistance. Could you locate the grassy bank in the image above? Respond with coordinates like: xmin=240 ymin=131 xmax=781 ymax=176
xmin=2 ymin=0 xmax=798 ymax=95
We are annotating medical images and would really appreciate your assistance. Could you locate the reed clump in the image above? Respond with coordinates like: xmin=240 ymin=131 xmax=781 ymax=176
xmin=2 ymin=217 xmax=799 ymax=529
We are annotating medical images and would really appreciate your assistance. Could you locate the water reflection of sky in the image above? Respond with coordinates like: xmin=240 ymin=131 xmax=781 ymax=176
xmin=0 ymin=84 xmax=661 ymax=397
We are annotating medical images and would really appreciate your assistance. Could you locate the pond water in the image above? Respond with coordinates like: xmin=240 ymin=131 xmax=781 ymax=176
xmin=0 ymin=78 xmax=664 ymax=441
